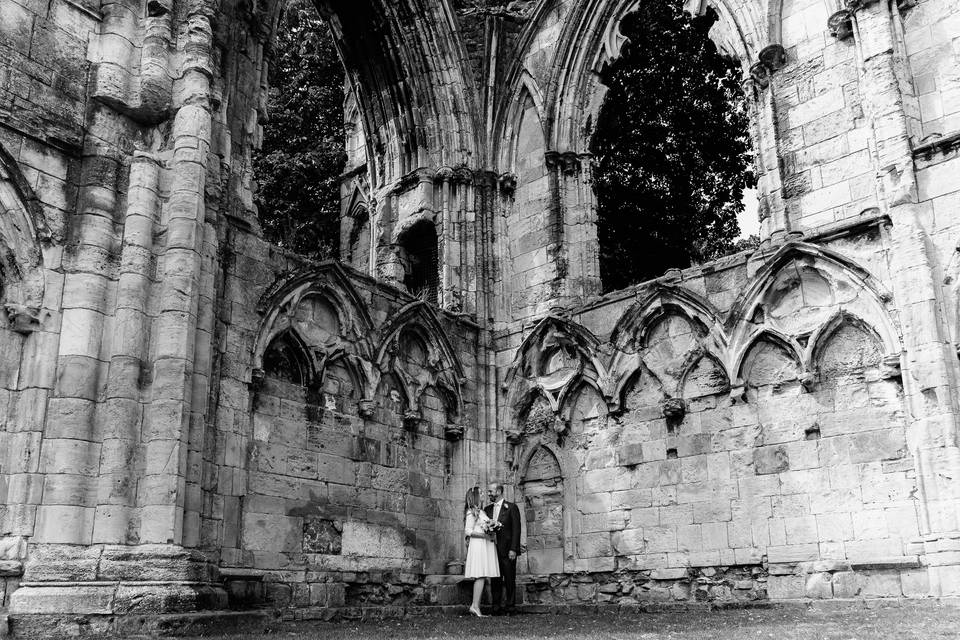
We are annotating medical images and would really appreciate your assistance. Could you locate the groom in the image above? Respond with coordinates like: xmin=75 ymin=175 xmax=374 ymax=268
xmin=485 ymin=483 xmax=521 ymax=614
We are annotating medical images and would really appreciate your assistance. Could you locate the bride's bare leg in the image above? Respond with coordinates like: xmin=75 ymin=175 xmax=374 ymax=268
xmin=471 ymin=578 xmax=485 ymax=609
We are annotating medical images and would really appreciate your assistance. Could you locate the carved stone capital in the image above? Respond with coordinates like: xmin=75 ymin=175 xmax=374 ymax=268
xmin=749 ymin=62 xmax=770 ymax=89
xmin=403 ymin=409 xmax=422 ymax=431
xmin=498 ymin=172 xmax=517 ymax=196
xmin=544 ymin=150 xmax=561 ymax=171
xmin=828 ymin=10 xmax=854 ymax=39
xmin=560 ymin=151 xmax=581 ymax=176
xmin=250 ymin=368 xmax=265 ymax=390
xmin=5 ymin=304 xmax=42 ymax=333
xmin=444 ymin=424 xmax=465 ymax=441
xmin=759 ymin=45 xmax=787 ymax=73
xmin=660 ymin=397 xmax=686 ymax=420
xmin=434 ymin=166 xmax=455 ymax=183
xmin=505 ymin=429 xmax=524 ymax=446
xmin=358 ymin=398 xmax=376 ymax=419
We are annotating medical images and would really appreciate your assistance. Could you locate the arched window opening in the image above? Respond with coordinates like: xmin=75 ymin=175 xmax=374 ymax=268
xmin=252 ymin=0 xmax=347 ymax=258
xmin=591 ymin=2 xmax=756 ymax=292
xmin=399 ymin=220 xmax=439 ymax=304
xmin=346 ymin=205 xmax=371 ymax=269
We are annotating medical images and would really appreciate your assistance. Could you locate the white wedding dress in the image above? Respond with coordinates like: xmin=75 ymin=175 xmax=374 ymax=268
xmin=464 ymin=509 xmax=500 ymax=578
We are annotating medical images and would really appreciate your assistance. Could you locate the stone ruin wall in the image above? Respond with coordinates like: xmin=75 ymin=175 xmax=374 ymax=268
xmin=0 ymin=0 xmax=959 ymax=634
xmin=497 ymin=229 xmax=919 ymax=606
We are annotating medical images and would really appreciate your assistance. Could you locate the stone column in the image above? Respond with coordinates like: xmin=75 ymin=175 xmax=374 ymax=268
xmin=831 ymin=0 xmax=960 ymax=594
xmin=558 ymin=152 xmax=602 ymax=303
xmin=10 ymin=0 xmax=226 ymax=621
xmin=746 ymin=45 xmax=788 ymax=242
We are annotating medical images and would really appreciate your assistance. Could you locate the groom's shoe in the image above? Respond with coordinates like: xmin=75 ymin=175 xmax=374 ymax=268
xmin=490 ymin=606 xmax=503 ymax=616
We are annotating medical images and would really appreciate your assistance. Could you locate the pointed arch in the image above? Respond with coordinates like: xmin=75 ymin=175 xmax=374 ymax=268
xmin=607 ymin=286 xmax=726 ymax=405
xmin=726 ymin=242 xmax=900 ymax=372
xmin=261 ymin=329 xmax=315 ymax=386
xmin=809 ymin=311 xmax=888 ymax=379
xmin=735 ymin=329 xmax=803 ymax=388
xmin=610 ymin=286 xmax=725 ymax=352
xmin=505 ymin=315 xmax=605 ymax=386
xmin=541 ymin=0 xmax=760 ymax=155
xmin=494 ymin=71 xmax=548 ymax=173
xmin=680 ymin=351 xmax=731 ymax=399
xmin=374 ymin=300 xmax=465 ymax=418
xmin=253 ymin=263 xmax=376 ymax=401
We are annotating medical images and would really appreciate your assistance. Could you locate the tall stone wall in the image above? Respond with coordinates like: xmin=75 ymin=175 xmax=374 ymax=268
xmin=497 ymin=228 xmax=924 ymax=604
xmin=0 ymin=0 xmax=959 ymax=635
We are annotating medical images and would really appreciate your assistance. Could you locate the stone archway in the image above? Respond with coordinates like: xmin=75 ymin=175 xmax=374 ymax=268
xmin=519 ymin=446 xmax=564 ymax=575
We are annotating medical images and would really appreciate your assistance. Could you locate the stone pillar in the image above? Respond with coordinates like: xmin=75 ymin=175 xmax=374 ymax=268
xmin=9 ymin=0 xmax=226 ymax=621
xmin=558 ymin=152 xmax=602 ymax=303
xmin=746 ymin=44 xmax=788 ymax=242
xmin=831 ymin=0 xmax=960 ymax=594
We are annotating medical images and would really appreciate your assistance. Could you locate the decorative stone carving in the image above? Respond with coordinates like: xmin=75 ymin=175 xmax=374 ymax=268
xmin=828 ymin=10 xmax=854 ymax=39
xmin=403 ymin=409 xmax=422 ymax=431
xmin=5 ymin=304 xmax=42 ymax=334
xmin=498 ymin=172 xmax=517 ymax=196
xmin=659 ymin=397 xmax=686 ymax=420
xmin=358 ymin=398 xmax=376 ymax=418
xmin=444 ymin=424 xmax=465 ymax=440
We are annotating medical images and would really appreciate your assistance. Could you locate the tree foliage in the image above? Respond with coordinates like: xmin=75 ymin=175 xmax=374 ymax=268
xmin=253 ymin=0 xmax=346 ymax=258
xmin=591 ymin=1 xmax=756 ymax=292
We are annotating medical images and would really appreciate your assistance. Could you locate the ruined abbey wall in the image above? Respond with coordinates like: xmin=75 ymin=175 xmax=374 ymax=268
xmin=0 ymin=0 xmax=960 ymax=635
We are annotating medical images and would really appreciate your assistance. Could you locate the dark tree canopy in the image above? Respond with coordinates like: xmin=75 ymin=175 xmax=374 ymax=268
xmin=591 ymin=1 xmax=756 ymax=292
xmin=253 ymin=0 xmax=346 ymax=258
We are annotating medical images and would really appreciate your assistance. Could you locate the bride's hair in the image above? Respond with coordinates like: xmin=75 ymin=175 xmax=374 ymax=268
xmin=464 ymin=486 xmax=481 ymax=513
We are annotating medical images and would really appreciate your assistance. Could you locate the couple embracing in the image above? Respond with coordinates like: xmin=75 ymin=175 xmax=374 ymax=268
xmin=463 ymin=483 xmax=521 ymax=617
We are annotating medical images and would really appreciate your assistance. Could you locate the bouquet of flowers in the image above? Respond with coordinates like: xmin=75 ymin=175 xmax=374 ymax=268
xmin=482 ymin=519 xmax=503 ymax=535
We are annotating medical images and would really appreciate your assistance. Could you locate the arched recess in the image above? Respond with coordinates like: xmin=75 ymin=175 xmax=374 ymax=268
xmin=261 ymin=330 xmax=314 ymax=386
xmin=517 ymin=444 xmax=566 ymax=575
xmin=726 ymin=242 xmax=901 ymax=380
xmin=374 ymin=301 xmax=465 ymax=428
xmin=608 ymin=287 xmax=727 ymax=409
xmin=253 ymin=263 xmax=375 ymax=413
xmin=341 ymin=186 xmax=372 ymax=272
xmin=737 ymin=330 xmax=802 ymax=389
xmin=680 ymin=352 xmax=731 ymax=399
xmin=0 ymin=146 xmax=46 ymax=330
xmin=810 ymin=311 xmax=888 ymax=381
xmin=502 ymin=315 xmax=607 ymax=437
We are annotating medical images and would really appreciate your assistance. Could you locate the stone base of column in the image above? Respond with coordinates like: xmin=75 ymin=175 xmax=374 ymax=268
xmin=923 ymin=532 xmax=960 ymax=596
xmin=8 ymin=543 xmax=227 ymax=620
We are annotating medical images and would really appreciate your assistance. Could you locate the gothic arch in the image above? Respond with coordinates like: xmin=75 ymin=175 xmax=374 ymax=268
xmin=374 ymin=300 xmax=465 ymax=419
xmin=735 ymin=328 xmax=803 ymax=388
xmin=542 ymin=0 xmax=760 ymax=155
xmin=257 ymin=0 xmax=481 ymax=185
xmin=494 ymin=72 xmax=548 ymax=174
xmin=0 ymin=146 xmax=46 ymax=330
xmin=502 ymin=315 xmax=607 ymax=425
xmin=253 ymin=263 xmax=376 ymax=400
xmin=607 ymin=287 xmax=726 ymax=406
xmin=808 ymin=310 xmax=891 ymax=380
xmin=725 ymin=242 xmax=900 ymax=372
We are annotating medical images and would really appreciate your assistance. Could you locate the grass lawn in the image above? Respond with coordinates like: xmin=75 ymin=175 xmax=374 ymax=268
xmin=179 ymin=605 xmax=960 ymax=640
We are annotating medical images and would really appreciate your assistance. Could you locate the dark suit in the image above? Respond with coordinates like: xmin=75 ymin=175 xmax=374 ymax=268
xmin=484 ymin=499 xmax=521 ymax=610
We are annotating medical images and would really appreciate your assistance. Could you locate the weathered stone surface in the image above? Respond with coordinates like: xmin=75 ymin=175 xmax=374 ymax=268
xmin=0 ymin=0 xmax=958 ymax=629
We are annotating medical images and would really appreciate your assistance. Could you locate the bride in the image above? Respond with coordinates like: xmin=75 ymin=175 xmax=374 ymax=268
xmin=463 ymin=486 xmax=500 ymax=616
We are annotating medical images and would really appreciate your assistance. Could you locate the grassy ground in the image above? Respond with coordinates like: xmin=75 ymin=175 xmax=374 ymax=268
xmin=179 ymin=605 xmax=959 ymax=640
